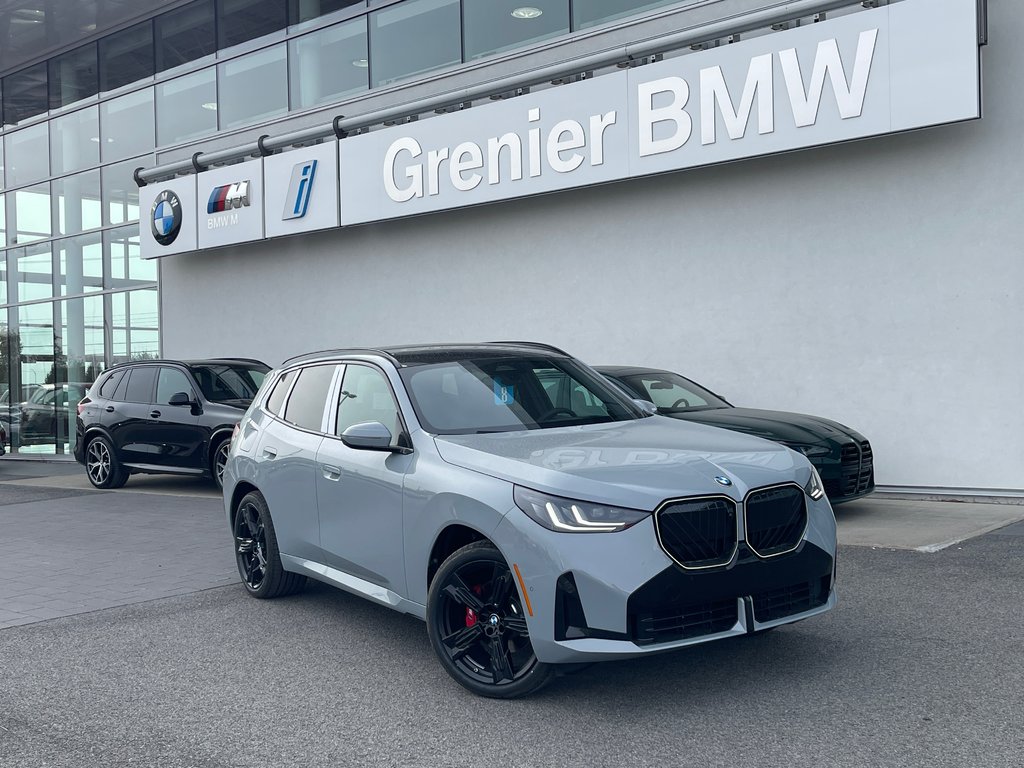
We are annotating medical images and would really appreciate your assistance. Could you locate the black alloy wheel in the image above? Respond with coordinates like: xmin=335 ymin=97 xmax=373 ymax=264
xmin=212 ymin=438 xmax=231 ymax=490
xmin=427 ymin=542 xmax=554 ymax=698
xmin=232 ymin=491 xmax=306 ymax=599
xmin=84 ymin=436 xmax=128 ymax=489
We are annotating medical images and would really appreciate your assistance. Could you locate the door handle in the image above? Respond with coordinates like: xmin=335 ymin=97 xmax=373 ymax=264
xmin=321 ymin=464 xmax=342 ymax=481
xmin=262 ymin=446 xmax=278 ymax=459
xmin=149 ymin=410 xmax=161 ymax=418
xmin=105 ymin=406 xmax=115 ymax=413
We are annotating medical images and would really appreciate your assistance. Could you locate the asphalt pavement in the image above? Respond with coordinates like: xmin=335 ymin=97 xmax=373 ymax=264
xmin=0 ymin=462 xmax=1022 ymax=767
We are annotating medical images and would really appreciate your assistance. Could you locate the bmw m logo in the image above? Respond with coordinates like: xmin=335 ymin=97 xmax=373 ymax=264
xmin=151 ymin=190 xmax=182 ymax=246
xmin=714 ymin=475 xmax=732 ymax=487
xmin=207 ymin=180 xmax=250 ymax=214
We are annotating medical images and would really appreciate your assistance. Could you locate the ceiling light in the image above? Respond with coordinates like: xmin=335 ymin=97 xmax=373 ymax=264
xmin=89 ymin=137 xmax=115 ymax=143
xmin=511 ymin=6 xmax=543 ymax=19
xmin=201 ymin=102 xmax=218 ymax=111
xmin=352 ymin=58 xmax=368 ymax=68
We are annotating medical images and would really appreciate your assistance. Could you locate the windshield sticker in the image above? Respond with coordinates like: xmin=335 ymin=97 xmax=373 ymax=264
xmin=494 ymin=380 xmax=514 ymax=406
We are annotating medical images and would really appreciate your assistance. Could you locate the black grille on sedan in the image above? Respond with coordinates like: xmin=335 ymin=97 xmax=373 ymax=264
xmin=744 ymin=485 xmax=806 ymax=558
xmin=751 ymin=576 xmax=831 ymax=622
xmin=655 ymin=497 xmax=737 ymax=569
xmin=837 ymin=441 xmax=874 ymax=497
xmin=632 ymin=597 xmax=738 ymax=646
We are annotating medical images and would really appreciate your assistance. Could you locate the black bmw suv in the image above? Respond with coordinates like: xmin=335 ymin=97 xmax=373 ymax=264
xmin=74 ymin=358 xmax=269 ymax=490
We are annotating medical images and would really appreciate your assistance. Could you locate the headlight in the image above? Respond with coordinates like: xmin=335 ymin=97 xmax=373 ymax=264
xmin=804 ymin=465 xmax=826 ymax=501
xmin=783 ymin=442 xmax=831 ymax=458
xmin=513 ymin=486 xmax=650 ymax=533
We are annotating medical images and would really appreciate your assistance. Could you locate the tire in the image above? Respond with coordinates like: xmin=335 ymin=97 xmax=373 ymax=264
xmin=232 ymin=490 xmax=306 ymax=599
xmin=210 ymin=436 xmax=231 ymax=490
xmin=84 ymin=435 xmax=129 ymax=489
xmin=427 ymin=541 xmax=555 ymax=699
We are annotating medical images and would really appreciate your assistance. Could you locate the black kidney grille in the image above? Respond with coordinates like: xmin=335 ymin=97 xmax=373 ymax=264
xmin=751 ymin=576 xmax=831 ymax=623
xmin=632 ymin=597 xmax=738 ymax=646
xmin=656 ymin=497 xmax=737 ymax=569
xmin=745 ymin=485 xmax=807 ymax=558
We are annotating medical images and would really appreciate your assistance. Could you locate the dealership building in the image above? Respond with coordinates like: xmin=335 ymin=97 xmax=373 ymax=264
xmin=0 ymin=0 xmax=1016 ymax=497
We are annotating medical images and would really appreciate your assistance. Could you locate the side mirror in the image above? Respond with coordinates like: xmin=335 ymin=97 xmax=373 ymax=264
xmin=168 ymin=391 xmax=194 ymax=407
xmin=633 ymin=399 xmax=659 ymax=415
xmin=340 ymin=421 xmax=394 ymax=451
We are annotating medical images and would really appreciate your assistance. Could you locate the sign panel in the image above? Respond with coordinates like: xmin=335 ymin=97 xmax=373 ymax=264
xmin=263 ymin=141 xmax=340 ymax=239
xmin=139 ymin=175 xmax=198 ymax=259
xmin=339 ymin=0 xmax=980 ymax=226
xmin=197 ymin=158 xmax=265 ymax=249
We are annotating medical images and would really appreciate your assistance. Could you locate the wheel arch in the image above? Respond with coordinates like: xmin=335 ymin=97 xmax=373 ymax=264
xmin=207 ymin=426 xmax=235 ymax=460
xmin=229 ymin=481 xmax=261 ymax=528
xmin=427 ymin=523 xmax=495 ymax=589
xmin=82 ymin=425 xmax=116 ymax=450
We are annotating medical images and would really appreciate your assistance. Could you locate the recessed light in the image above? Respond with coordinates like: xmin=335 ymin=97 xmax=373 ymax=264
xmin=201 ymin=102 xmax=218 ymax=111
xmin=511 ymin=6 xmax=543 ymax=19
xmin=89 ymin=137 xmax=115 ymax=143
xmin=352 ymin=58 xmax=368 ymax=68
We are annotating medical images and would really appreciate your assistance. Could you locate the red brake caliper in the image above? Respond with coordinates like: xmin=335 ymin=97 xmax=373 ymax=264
xmin=465 ymin=584 xmax=483 ymax=627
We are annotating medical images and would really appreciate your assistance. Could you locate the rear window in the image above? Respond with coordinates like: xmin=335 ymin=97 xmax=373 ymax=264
xmin=282 ymin=365 xmax=337 ymax=431
xmin=265 ymin=370 xmax=296 ymax=415
xmin=98 ymin=370 xmax=125 ymax=399
xmin=124 ymin=367 xmax=158 ymax=403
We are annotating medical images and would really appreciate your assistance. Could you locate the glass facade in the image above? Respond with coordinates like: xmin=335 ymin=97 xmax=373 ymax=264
xmin=0 ymin=0 xmax=692 ymax=458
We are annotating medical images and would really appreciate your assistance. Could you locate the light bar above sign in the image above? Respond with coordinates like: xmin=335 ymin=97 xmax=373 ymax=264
xmin=138 ymin=0 xmax=980 ymax=258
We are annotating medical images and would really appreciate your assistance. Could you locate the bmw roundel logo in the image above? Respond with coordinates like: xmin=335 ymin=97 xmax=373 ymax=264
xmin=714 ymin=475 xmax=732 ymax=487
xmin=151 ymin=189 xmax=182 ymax=246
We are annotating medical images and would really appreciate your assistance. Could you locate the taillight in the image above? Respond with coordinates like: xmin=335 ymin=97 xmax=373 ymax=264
xmin=231 ymin=422 xmax=241 ymax=445
xmin=77 ymin=398 xmax=89 ymax=416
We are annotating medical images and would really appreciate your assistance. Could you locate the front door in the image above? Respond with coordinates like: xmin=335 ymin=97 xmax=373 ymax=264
xmin=316 ymin=363 xmax=412 ymax=593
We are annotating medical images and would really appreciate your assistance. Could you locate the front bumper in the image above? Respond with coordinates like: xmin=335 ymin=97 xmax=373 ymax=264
xmin=493 ymin=495 xmax=836 ymax=664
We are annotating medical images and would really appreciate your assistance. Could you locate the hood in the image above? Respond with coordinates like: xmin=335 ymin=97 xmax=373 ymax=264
xmin=434 ymin=416 xmax=807 ymax=511
xmin=666 ymin=407 xmax=864 ymax=445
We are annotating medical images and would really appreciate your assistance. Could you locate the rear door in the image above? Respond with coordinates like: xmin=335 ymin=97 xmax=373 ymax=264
xmin=253 ymin=365 xmax=336 ymax=561
xmin=147 ymin=366 xmax=204 ymax=470
xmin=108 ymin=366 xmax=159 ymax=464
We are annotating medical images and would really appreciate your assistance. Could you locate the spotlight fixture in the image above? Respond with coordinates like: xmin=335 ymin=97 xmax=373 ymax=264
xmin=511 ymin=7 xmax=543 ymax=20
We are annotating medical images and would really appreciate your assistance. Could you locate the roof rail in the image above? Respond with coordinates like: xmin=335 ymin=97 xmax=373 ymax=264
xmin=281 ymin=348 xmax=401 ymax=366
xmin=487 ymin=341 xmax=571 ymax=356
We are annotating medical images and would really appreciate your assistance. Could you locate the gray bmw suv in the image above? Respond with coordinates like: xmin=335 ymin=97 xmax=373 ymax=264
xmin=223 ymin=343 xmax=837 ymax=698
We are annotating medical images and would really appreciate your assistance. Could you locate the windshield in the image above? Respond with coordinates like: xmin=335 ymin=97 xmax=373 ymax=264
xmin=189 ymin=364 xmax=268 ymax=403
xmin=400 ymin=356 xmax=645 ymax=435
xmin=615 ymin=372 xmax=730 ymax=412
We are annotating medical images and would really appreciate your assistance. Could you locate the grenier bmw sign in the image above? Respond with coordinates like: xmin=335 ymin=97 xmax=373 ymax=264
xmin=138 ymin=0 xmax=980 ymax=258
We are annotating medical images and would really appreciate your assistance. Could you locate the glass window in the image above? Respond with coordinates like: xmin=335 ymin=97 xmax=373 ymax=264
xmin=369 ymin=0 xmax=460 ymax=88
xmin=0 ymin=140 xmax=5 ymax=190
xmin=573 ymin=0 xmax=690 ymax=30
xmin=124 ymin=366 xmax=158 ymax=402
xmin=289 ymin=18 xmax=368 ymax=110
xmin=157 ymin=367 xmax=196 ymax=404
xmin=49 ymin=106 xmax=100 ymax=176
xmin=49 ymin=45 xmax=98 ymax=110
xmin=218 ymin=0 xmax=289 ymax=49
xmin=15 ymin=244 xmax=52 ymax=303
xmin=103 ymin=157 xmax=148 ymax=226
xmin=98 ymin=370 xmax=126 ymax=399
xmin=156 ymin=69 xmax=217 ymax=146
xmin=12 ymin=184 xmax=52 ymax=245
xmin=11 ymin=300 xmax=55 ymax=453
xmin=107 ymin=226 xmax=156 ymax=287
xmin=111 ymin=287 xmax=159 ymax=362
xmin=56 ymin=294 xmax=104 ymax=455
xmin=99 ymin=22 xmax=155 ymax=93
xmin=336 ymin=364 xmax=400 ymax=444
xmin=57 ymin=232 xmax=104 ymax=296
xmin=265 ymin=369 xmax=296 ymax=415
xmin=290 ymin=0 xmax=364 ymax=26
xmin=53 ymin=170 xmax=102 ymax=236
xmin=190 ymin=362 xmax=268 ymax=402
xmin=100 ymin=89 xmax=155 ymax=162
xmin=3 ymin=63 xmax=48 ymax=127
xmin=218 ymin=45 xmax=288 ymax=130
xmin=156 ymin=1 xmax=217 ymax=73
xmin=283 ymin=364 xmax=336 ymax=431
xmin=0 ymin=196 xmax=6 ymax=249
xmin=463 ymin=0 xmax=568 ymax=60
xmin=5 ymin=123 xmax=50 ymax=186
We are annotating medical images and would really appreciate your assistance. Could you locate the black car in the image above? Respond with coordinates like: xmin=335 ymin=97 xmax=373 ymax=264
xmin=597 ymin=366 xmax=874 ymax=504
xmin=74 ymin=358 xmax=269 ymax=490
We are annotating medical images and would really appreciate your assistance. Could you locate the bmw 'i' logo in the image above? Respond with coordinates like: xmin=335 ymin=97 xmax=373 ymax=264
xmin=714 ymin=475 xmax=732 ymax=487
xmin=151 ymin=190 xmax=182 ymax=246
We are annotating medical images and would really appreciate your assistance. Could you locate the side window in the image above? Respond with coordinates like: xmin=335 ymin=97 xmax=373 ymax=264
xmin=156 ymin=367 xmax=196 ymax=405
xmin=282 ymin=365 xmax=337 ymax=432
xmin=336 ymin=364 xmax=401 ymax=446
xmin=264 ymin=370 xmax=296 ymax=415
xmin=123 ymin=367 xmax=158 ymax=403
xmin=98 ymin=370 xmax=124 ymax=399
